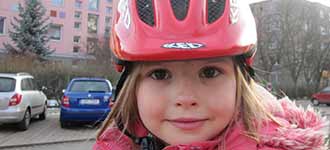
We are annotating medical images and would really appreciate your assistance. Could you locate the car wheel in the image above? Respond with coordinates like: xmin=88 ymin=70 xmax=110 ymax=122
xmin=17 ymin=109 xmax=31 ymax=131
xmin=39 ymin=104 xmax=47 ymax=120
xmin=60 ymin=121 xmax=70 ymax=128
xmin=311 ymin=99 xmax=320 ymax=106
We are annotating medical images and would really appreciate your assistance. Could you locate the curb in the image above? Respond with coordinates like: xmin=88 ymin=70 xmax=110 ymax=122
xmin=0 ymin=138 xmax=96 ymax=149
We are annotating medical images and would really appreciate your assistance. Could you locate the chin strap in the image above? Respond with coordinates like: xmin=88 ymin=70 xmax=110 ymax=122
xmin=138 ymin=136 xmax=157 ymax=150
xmin=117 ymin=121 xmax=160 ymax=150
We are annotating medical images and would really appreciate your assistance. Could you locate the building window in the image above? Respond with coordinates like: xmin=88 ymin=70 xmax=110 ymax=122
xmin=105 ymin=26 xmax=110 ymax=37
xmin=49 ymin=24 xmax=62 ymax=40
xmin=88 ymin=14 xmax=99 ymax=33
xmin=74 ymin=22 xmax=81 ymax=29
xmin=105 ymin=16 xmax=111 ymax=23
xmin=321 ymin=43 xmax=326 ymax=50
xmin=320 ymin=26 xmax=326 ymax=35
xmin=11 ymin=4 xmax=19 ymax=12
xmin=320 ymin=10 xmax=324 ymax=18
xmin=52 ymin=0 xmax=64 ymax=6
xmin=74 ymin=11 xmax=82 ymax=19
xmin=73 ymin=36 xmax=81 ymax=43
xmin=269 ymin=41 xmax=277 ymax=50
xmin=304 ymin=23 xmax=308 ymax=31
xmin=105 ymin=16 xmax=111 ymax=26
xmin=72 ymin=59 xmax=80 ymax=67
xmin=307 ymin=43 xmax=313 ymax=49
xmin=87 ymin=37 xmax=98 ymax=54
xmin=106 ymin=7 xmax=112 ymax=14
xmin=50 ymin=10 xmax=57 ymax=17
xmin=59 ymin=11 xmax=66 ymax=18
xmin=0 ymin=17 xmax=5 ymax=35
xmin=105 ymin=17 xmax=111 ymax=37
xmin=75 ymin=0 xmax=82 ymax=9
xmin=89 ymin=0 xmax=99 ymax=11
xmin=73 ymin=46 xmax=80 ymax=53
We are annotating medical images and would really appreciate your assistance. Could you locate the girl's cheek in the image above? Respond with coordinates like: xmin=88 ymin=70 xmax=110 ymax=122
xmin=137 ymin=80 xmax=167 ymax=112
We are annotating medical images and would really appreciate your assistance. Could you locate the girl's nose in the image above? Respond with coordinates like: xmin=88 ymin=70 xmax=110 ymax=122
xmin=172 ymin=76 xmax=199 ymax=108
xmin=174 ymin=96 xmax=198 ymax=109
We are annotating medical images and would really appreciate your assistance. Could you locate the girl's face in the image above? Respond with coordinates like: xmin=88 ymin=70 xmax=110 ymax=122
xmin=136 ymin=57 xmax=237 ymax=145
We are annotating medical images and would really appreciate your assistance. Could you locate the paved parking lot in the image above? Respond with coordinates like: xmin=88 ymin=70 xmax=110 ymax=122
xmin=0 ymin=108 xmax=97 ymax=149
xmin=295 ymin=99 xmax=330 ymax=116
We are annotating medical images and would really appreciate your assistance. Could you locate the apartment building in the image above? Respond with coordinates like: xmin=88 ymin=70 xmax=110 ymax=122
xmin=0 ymin=0 xmax=113 ymax=60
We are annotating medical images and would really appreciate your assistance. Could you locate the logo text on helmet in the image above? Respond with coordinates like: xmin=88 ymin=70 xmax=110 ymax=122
xmin=230 ymin=0 xmax=239 ymax=24
xmin=118 ymin=0 xmax=131 ymax=29
xmin=162 ymin=43 xmax=205 ymax=49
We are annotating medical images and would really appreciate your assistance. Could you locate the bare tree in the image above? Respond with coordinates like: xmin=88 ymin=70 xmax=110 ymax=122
xmin=301 ymin=4 xmax=330 ymax=94
xmin=251 ymin=0 xmax=330 ymax=97
xmin=252 ymin=2 xmax=282 ymax=83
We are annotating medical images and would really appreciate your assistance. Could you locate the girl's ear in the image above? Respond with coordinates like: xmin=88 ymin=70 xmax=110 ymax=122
xmin=133 ymin=119 xmax=149 ymax=137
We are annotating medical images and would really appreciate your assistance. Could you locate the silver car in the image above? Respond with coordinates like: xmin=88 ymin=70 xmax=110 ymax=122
xmin=47 ymin=99 xmax=60 ymax=108
xmin=0 ymin=73 xmax=48 ymax=130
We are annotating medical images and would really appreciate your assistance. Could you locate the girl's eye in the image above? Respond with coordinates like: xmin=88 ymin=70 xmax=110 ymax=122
xmin=149 ymin=69 xmax=171 ymax=80
xmin=200 ymin=67 xmax=221 ymax=78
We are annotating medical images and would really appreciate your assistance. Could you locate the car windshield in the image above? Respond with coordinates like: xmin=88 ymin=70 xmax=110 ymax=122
xmin=321 ymin=87 xmax=330 ymax=93
xmin=48 ymin=100 xmax=58 ymax=103
xmin=69 ymin=80 xmax=110 ymax=92
xmin=0 ymin=77 xmax=16 ymax=92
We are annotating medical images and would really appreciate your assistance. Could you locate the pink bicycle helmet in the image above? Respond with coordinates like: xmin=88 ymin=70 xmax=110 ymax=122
xmin=111 ymin=0 xmax=257 ymax=72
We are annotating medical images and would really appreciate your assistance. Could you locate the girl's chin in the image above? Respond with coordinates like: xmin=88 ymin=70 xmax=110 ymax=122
xmin=162 ymin=136 xmax=209 ymax=145
xmin=158 ymin=131 xmax=220 ymax=145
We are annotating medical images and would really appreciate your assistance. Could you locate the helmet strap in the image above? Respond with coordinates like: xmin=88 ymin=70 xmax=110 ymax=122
xmin=112 ymin=62 xmax=132 ymax=102
xmin=246 ymin=66 xmax=255 ymax=78
xmin=117 ymin=119 xmax=164 ymax=150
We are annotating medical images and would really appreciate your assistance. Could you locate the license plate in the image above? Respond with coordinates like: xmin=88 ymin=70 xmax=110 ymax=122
xmin=80 ymin=99 xmax=100 ymax=105
xmin=0 ymin=99 xmax=8 ymax=109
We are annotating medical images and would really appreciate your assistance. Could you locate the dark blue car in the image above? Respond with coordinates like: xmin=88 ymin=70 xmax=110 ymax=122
xmin=59 ymin=78 xmax=112 ymax=128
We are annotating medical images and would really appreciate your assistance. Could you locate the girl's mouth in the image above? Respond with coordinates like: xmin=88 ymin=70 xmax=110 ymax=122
xmin=167 ymin=118 xmax=208 ymax=130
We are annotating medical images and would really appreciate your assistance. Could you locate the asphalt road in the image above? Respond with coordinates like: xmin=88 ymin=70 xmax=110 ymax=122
xmin=0 ymin=140 xmax=95 ymax=150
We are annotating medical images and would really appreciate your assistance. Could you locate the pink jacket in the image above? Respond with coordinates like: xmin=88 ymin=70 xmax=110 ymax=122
xmin=93 ymin=86 xmax=329 ymax=150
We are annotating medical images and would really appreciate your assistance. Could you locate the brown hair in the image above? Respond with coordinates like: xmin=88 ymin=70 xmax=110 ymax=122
xmin=97 ymin=58 xmax=274 ymax=146
xmin=97 ymin=63 xmax=142 ymax=139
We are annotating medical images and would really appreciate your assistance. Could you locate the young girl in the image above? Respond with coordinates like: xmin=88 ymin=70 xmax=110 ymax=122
xmin=94 ymin=0 xmax=329 ymax=149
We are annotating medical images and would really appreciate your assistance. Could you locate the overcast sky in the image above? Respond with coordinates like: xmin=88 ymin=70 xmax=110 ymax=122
xmin=249 ymin=0 xmax=330 ymax=7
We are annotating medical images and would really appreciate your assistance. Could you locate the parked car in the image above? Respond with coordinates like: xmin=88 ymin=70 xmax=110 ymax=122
xmin=47 ymin=99 xmax=60 ymax=108
xmin=311 ymin=86 xmax=330 ymax=106
xmin=0 ymin=72 xmax=48 ymax=130
xmin=59 ymin=78 xmax=112 ymax=128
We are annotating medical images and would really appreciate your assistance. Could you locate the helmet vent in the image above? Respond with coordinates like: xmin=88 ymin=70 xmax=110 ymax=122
xmin=207 ymin=0 xmax=226 ymax=24
xmin=137 ymin=0 xmax=155 ymax=26
xmin=170 ymin=0 xmax=190 ymax=21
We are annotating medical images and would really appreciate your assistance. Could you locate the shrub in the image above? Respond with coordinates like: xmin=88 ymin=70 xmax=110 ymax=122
xmin=0 ymin=55 xmax=119 ymax=99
